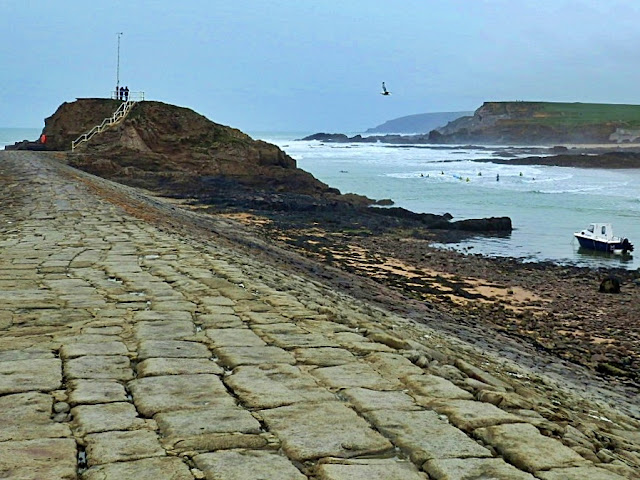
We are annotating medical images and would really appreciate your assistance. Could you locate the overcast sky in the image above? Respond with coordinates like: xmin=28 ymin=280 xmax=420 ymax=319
xmin=2 ymin=0 xmax=640 ymax=132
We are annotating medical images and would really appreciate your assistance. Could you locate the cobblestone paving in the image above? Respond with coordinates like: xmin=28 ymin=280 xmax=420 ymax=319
xmin=1 ymin=151 xmax=639 ymax=479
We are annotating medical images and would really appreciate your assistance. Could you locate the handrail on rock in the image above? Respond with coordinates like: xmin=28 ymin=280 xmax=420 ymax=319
xmin=71 ymin=92 xmax=144 ymax=151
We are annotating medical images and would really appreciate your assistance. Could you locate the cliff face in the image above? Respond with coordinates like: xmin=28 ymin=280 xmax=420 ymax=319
xmin=41 ymin=99 xmax=335 ymax=196
xmin=430 ymin=101 xmax=640 ymax=144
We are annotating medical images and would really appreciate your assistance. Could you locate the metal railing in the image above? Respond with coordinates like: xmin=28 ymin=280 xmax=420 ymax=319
xmin=110 ymin=90 xmax=145 ymax=101
xmin=71 ymin=95 xmax=142 ymax=151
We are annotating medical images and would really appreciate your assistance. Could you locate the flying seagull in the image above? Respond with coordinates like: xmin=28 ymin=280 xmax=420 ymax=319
xmin=381 ymin=82 xmax=391 ymax=95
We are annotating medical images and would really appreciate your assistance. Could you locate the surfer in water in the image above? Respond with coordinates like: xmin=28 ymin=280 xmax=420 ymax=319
xmin=381 ymin=82 xmax=391 ymax=95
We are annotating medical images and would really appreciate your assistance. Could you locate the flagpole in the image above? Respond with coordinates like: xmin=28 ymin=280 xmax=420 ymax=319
xmin=116 ymin=32 xmax=123 ymax=98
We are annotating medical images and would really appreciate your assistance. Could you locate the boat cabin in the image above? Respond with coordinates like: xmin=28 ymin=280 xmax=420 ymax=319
xmin=582 ymin=223 xmax=615 ymax=240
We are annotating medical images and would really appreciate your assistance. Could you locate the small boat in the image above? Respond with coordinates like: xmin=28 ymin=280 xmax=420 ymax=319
xmin=574 ymin=223 xmax=634 ymax=254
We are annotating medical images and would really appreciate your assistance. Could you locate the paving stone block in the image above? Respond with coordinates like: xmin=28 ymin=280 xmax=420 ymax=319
xmin=206 ymin=327 xmax=267 ymax=347
xmin=203 ymin=304 xmax=236 ymax=315
xmin=137 ymin=357 xmax=223 ymax=377
xmin=0 ymin=289 xmax=59 ymax=308
xmin=72 ymin=402 xmax=148 ymax=436
xmin=365 ymin=409 xmax=491 ymax=464
xmin=137 ymin=340 xmax=211 ymax=360
xmin=292 ymin=347 xmax=357 ymax=366
xmin=82 ymin=456 xmax=193 ymax=480
xmin=0 ymin=357 xmax=62 ymax=394
xmin=341 ymin=387 xmax=420 ymax=412
xmin=332 ymin=332 xmax=394 ymax=354
xmin=226 ymin=364 xmax=335 ymax=408
xmin=129 ymin=374 xmax=234 ymax=416
xmin=194 ymin=450 xmax=306 ymax=480
xmin=243 ymin=311 xmax=286 ymax=324
xmin=85 ymin=430 xmax=165 ymax=466
xmin=0 ymin=392 xmax=71 ymax=441
xmin=133 ymin=311 xmax=193 ymax=322
xmin=260 ymin=402 xmax=393 ymax=461
xmin=455 ymin=358 xmax=513 ymax=391
xmin=424 ymin=457 xmax=536 ymax=480
xmin=364 ymin=352 xmax=424 ymax=379
xmin=68 ymin=379 xmax=129 ymax=405
xmin=475 ymin=423 xmax=589 ymax=473
xmin=214 ymin=345 xmax=295 ymax=368
xmin=134 ymin=321 xmax=195 ymax=340
xmin=196 ymin=313 xmax=244 ymax=328
xmin=55 ymin=334 xmax=121 ymax=345
xmin=316 ymin=459 xmax=428 ymax=480
xmin=155 ymin=405 xmax=262 ymax=450
xmin=432 ymin=399 xmax=523 ymax=432
xmin=151 ymin=300 xmax=197 ymax=312
xmin=311 ymin=362 xmax=399 ymax=390
xmin=261 ymin=332 xmax=339 ymax=349
xmin=0 ymin=438 xmax=77 ymax=480
xmin=201 ymin=295 xmax=236 ymax=306
xmin=405 ymin=374 xmax=474 ymax=402
xmin=535 ymin=466 xmax=627 ymax=479
xmin=0 ymin=349 xmax=55 ymax=361
xmin=64 ymin=355 xmax=133 ymax=381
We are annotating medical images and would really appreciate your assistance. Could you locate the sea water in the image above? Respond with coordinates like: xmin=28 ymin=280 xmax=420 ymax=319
xmin=0 ymin=128 xmax=40 ymax=148
xmin=253 ymin=132 xmax=640 ymax=270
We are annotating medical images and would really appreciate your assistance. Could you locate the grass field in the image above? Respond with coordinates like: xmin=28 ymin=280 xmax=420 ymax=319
xmin=511 ymin=102 xmax=640 ymax=127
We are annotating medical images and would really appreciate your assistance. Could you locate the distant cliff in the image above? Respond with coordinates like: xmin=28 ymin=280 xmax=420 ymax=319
xmin=429 ymin=101 xmax=640 ymax=145
xmin=302 ymin=102 xmax=640 ymax=145
xmin=366 ymin=111 xmax=472 ymax=134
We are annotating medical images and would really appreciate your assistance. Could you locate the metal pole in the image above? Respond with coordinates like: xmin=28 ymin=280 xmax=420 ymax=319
xmin=116 ymin=32 xmax=123 ymax=98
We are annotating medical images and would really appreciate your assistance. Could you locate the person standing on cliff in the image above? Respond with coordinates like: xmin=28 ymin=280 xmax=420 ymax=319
xmin=124 ymin=86 xmax=129 ymax=101
xmin=119 ymin=86 xmax=124 ymax=100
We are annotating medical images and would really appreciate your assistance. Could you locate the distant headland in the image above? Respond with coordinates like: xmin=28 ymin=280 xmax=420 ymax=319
xmin=306 ymin=101 xmax=640 ymax=146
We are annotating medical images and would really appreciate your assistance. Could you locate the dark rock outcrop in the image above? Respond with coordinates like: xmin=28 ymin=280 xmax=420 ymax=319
xmin=5 ymin=139 xmax=47 ymax=151
xmin=599 ymin=276 xmax=621 ymax=294
xmin=478 ymin=151 xmax=640 ymax=169
xmin=450 ymin=216 xmax=512 ymax=232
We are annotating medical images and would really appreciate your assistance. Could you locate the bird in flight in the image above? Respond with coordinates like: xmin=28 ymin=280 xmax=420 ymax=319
xmin=381 ymin=82 xmax=391 ymax=95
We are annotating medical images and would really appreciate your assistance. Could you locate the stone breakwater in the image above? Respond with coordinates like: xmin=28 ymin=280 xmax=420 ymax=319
xmin=0 ymin=151 xmax=639 ymax=480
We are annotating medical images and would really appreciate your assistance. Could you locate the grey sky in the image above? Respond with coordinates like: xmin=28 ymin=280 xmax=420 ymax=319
xmin=2 ymin=0 xmax=640 ymax=132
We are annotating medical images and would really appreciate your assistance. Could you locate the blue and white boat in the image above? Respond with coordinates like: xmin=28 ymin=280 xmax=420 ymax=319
xmin=574 ymin=223 xmax=634 ymax=254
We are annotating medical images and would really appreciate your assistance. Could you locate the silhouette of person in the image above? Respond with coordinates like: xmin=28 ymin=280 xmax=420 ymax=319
xmin=124 ymin=86 xmax=129 ymax=101
xmin=119 ymin=86 xmax=124 ymax=100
